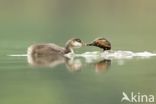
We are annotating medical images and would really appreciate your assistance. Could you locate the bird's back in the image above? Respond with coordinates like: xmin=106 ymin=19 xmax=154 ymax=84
xmin=27 ymin=43 xmax=67 ymax=66
xmin=27 ymin=43 xmax=65 ymax=57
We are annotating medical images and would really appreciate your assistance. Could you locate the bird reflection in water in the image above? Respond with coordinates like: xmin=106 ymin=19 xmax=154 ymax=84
xmin=94 ymin=59 xmax=111 ymax=73
xmin=27 ymin=52 xmax=83 ymax=72
xmin=27 ymin=53 xmax=111 ymax=73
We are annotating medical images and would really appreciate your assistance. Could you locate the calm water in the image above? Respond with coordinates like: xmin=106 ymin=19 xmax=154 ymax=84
xmin=1 ymin=0 xmax=156 ymax=104
xmin=0 ymin=49 xmax=156 ymax=104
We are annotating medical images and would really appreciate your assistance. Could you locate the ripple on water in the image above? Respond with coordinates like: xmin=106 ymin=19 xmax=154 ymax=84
xmin=8 ymin=50 xmax=156 ymax=66
xmin=76 ymin=50 xmax=156 ymax=59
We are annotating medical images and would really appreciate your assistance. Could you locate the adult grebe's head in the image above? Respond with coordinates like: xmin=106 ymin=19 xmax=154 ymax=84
xmin=87 ymin=37 xmax=111 ymax=51
xmin=65 ymin=38 xmax=83 ymax=54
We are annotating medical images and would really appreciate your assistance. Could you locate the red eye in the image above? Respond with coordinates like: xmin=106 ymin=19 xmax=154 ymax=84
xmin=96 ymin=40 xmax=101 ymax=44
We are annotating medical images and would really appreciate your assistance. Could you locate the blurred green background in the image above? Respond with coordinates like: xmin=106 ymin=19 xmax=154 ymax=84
xmin=1 ymin=0 xmax=156 ymax=52
xmin=0 ymin=0 xmax=156 ymax=104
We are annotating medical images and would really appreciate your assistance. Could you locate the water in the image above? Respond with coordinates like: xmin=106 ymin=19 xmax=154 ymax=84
xmin=2 ymin=50 xmax=156 ymax=104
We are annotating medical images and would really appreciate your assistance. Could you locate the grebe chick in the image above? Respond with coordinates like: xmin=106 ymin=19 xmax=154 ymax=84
xmin=27 ymin=38 xmax=83 ymax=58
xmin=87 ymin=37 xmax=111 ymax=51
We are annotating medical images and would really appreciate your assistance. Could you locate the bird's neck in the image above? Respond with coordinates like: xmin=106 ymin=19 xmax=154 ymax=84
xmin=64 ymin=44 xmax=74 ymax=54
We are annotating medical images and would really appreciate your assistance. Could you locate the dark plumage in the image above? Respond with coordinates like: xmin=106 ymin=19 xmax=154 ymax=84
xmin=87 ymin=37 xmax=111 ymax=51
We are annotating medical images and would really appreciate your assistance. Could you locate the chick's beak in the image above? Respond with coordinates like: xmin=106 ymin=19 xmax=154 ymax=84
xmin=81 ymin=41 xmax=86 ymax=46
xmin=86 ymin=42 xmax=95 ymax=46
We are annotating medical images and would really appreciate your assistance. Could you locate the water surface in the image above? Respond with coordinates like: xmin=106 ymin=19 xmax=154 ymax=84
xmin=0 ymin=50 xmax=156 ymax=104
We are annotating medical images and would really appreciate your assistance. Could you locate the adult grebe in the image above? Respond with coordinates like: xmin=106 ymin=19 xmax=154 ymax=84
xmin=27 ymin=38 xmax=83 ymax=58
xmin=87 ymin=37 xmax=111 ymax=51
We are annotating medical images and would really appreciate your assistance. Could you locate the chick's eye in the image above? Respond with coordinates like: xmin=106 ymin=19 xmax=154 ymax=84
xmin=75 ymin=39 xmax=81 ymax=42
